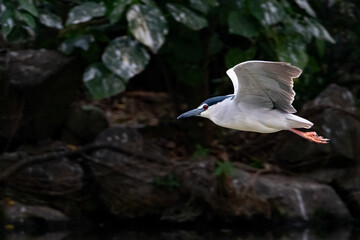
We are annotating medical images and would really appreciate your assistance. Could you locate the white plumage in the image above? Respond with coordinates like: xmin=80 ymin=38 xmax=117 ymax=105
xmin=178 ymin=61 xmax=328 ymax=143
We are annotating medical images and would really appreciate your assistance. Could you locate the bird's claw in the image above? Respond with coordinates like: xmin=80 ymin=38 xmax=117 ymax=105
xmin=303 ymin=132 xmax=329 ymax=144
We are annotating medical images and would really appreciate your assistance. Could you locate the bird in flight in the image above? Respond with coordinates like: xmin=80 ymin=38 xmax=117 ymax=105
xmin=177 ymin=61 xmax=329 ymax=144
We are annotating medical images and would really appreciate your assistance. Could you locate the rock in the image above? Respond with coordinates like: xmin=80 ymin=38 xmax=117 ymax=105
xmin=178 ymin=160 xmax=350 ymax=222
xmin=0 ymin=150 xmax=97 ymax=220
xmin=89 ymin=126 xmax=177 ymax=218
xmin=0 ymin=49 xmax=82 ymax=147
xmin=8 ymin=158 xmax=83 ymax=195
xmin=62 ymin=105 xmax=108 ymax=144
xmin=274 ymin=84 xmax=360 ymax=217
xmin=5 ymin=232 xmax=68 ymax=240
xmin=221 ymin=169 xmax=350 ymax=221
xmin=301 ymin=167 xmax=360 ymax=216
xmin=2 ymin=199 xmax=69 ymax=230
xmin=102 ymin=91 xmax=176 ymax=127
xmin=160 ymin=228 xmax=352 ymax=240
xmin=88 ymin=126 xmax=350 ymax=223
xmin=3 ymin=50 xmax=73 ymax=88
xmin=302 ymin=84 xmax=356 ymax=113
xmin=275 ymin=84 xmax=360 ymax=169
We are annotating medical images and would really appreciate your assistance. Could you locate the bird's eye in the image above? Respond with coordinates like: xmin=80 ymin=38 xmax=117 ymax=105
xmin=203 ymin=104 xmax=208 ymax=110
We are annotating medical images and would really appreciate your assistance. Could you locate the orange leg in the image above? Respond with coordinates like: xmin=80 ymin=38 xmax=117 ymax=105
xmin=290 ymin=129 xmax=329 ymax=144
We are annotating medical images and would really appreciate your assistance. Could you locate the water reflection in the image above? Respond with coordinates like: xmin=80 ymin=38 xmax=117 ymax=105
xmin=4 ymin=227 xmax=357 ymax=240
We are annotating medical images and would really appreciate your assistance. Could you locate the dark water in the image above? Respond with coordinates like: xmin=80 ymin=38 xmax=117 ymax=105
xmin=3 ymin=227 xmax=359 ymax=240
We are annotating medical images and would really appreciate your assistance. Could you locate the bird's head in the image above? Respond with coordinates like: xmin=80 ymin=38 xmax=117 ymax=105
xmin=177 ymin=95 xmax=233 ymax=119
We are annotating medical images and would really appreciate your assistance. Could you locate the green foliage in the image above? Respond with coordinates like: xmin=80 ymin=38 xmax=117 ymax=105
xmin=127 ymin=4 xmax=168 ymax=53
xmin=192 ymin=144 xmax=209 ymax=158
xmin=66 ymin=2 xmax=106 ymax=26
xmin=154 ymin=174 xmax=180 ymax=192
xmin=249 ymin=157 xmax=263 ymax=169
xmin=19 ymin=0 xmax=38 ymax=17
xmin=228 ymin=10 xmax=260 ymax=38
xmin=248 ymin=0 xmax=285 ymax=26
xmin=166 ymin=3 xmax=208 ymax=31
xmin=101 ymin=36 xmax=150 ymax=80
xmin=0 ymin=0 xmax=337 ymax=101
xmin=215 ymin=161 xmax=236 ymax=178
xmin=295 ymin=0 xmax=316 ymax=17
xmin=276 ymin=37 xmax=308 ymax=69
xmin=59 ymin=34 xmax=95 ymax=55
xmin=38 ymin=11 xmax=62 ymax=29
xmin=189 ymin=0 xmax=219 ymax=14
xmin=106 ymin=0 xmax=132 ymax=25
xmin=225 ymin=48 xmax=256 ymax=69
xmin=83 ymin=62 xmax=125 ymax=100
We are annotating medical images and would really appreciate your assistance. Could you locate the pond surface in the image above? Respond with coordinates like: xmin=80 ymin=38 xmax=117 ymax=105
xmin=3 ymin=226 xmax=359 ymax=240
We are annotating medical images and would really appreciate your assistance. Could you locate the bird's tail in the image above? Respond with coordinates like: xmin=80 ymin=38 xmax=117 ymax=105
xmin=286 ymin=114 xmax=313 ymax=129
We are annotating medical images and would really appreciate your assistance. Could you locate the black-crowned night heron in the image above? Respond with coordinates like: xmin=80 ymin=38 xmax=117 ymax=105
xmin=177 ymin=61 xmax=329 ymax=144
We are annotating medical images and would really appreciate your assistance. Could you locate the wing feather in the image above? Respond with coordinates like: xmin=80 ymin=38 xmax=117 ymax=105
xmin=226 ymin=61 xmax=302 ymax=113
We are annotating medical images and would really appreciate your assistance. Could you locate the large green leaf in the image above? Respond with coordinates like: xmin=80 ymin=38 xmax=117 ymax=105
xmin=295 ymin=0 xmax=316 ymax=17
xmin=127 ymin=4 xmax=168 ymax=53
xmin=248 ymin=0 xmax=285 ymax=26
xmin=19 ymin=0 xmax=38 ymax=17
xmin=6 ymin=25 xmax=30 ymax=42
xmin=106 ymin=0 xmax=132 ymax=24
xmin=304 ymin=17 xmax=335 ymax=44
xmin=276 ymin=38 xmax=308 ymax=69
xmin=286 ymin=18 xmax=312 ymax=42
xmin=166 ymin=3 xmax=208 ymax=31
xmin=18 ymin=11 xmax=36 ymax=28
xmin=0 ymin=9 xmax=15 ymax=37
xmin=102 ymin=36 xmax=150 ymax=80
xmin=39 ymin=11 xmax=63 ymax=29
xmin=225 ymin=48 xmax=256 ymax=69
xmin=228 ymin=10 xmax=260 ymax=39
xmin=189 ymin=0 xmax=219 ymax=14
xmin=83 ymin=63 xmax=126 ymax=100
xmin=66 ymin=2 xmax=106 ymax=25
xmin=59 ymin=35 xmax=95 ymax=55
xmin=315 ymin=39 xmax=325 ymax=57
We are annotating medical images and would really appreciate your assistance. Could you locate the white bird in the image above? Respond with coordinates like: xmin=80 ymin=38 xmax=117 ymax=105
xmin=177 ymin=60 xmax=329 ymax=144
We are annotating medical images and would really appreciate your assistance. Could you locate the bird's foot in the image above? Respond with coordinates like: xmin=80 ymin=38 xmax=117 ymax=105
xmin=290 ymin=129 xmax=329 ymax=144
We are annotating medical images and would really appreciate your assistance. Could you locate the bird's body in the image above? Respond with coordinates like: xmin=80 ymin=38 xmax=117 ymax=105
xmin=178 ymin=60 xmax=328 ymax=143
xmin=202 ymin=98 xmax=312 ymax=133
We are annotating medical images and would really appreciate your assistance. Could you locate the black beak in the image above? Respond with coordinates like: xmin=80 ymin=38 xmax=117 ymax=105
xmin=177 ymin=108 xmax=203 ymax=119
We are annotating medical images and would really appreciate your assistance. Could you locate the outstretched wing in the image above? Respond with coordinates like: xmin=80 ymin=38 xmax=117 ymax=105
xmin=226 ymin=60 xmax=302 ymax=113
